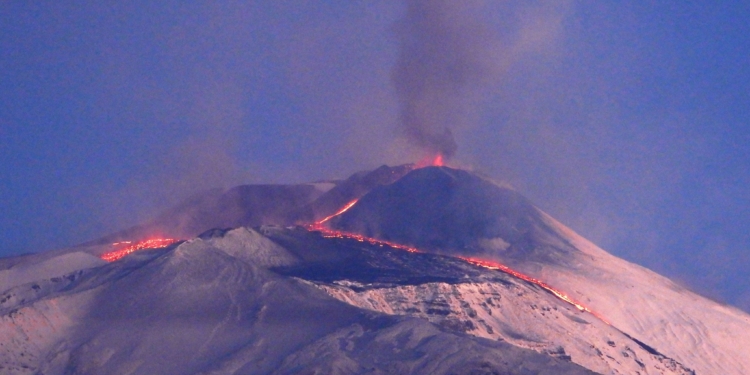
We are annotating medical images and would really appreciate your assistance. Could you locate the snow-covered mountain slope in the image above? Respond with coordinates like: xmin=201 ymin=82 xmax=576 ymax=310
xmin=331 ymin=166 xmax=750 ymax=375
xmin=537 ymin=214 xmax=750 ymax=375
xmin=0 ymin=251 xmax=105 ymax=292
xmin=317 ymin=282 xmax=692 ymax=375
xmin=267 ymin=228 xmax=693 ymax=375
xmin=2 ymin=164 xmax=747 ymax=374
xmin=0 ymin=227 xmax=596 ymax=375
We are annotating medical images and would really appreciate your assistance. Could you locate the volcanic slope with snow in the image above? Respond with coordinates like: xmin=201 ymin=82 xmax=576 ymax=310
xmin=331 ymin=166 xmax=750 ymax=375
xmin=0 ymin=165 xmax=748 ymax=374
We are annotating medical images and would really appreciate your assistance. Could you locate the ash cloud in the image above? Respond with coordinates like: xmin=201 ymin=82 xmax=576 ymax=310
xmin=392 ymin=0 xmax=495 ymax=160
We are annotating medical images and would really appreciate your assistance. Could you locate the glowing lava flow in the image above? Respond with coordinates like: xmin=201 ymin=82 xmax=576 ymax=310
xmin=307 ymin=199 xmax=608 ymax=323
xmin=312 ymin=226 xmax=601 ymax=317
xmin=456 ymin=257 xmax=606 ymax=318
xmin=101 ymin=238 xmax=180 ymax=262
xmin=308 ymin=199 xmax=421 ymax=252
xmin=315 ymin=199 xmax=359 ymax=226
xmin=312 ymin=226 xmax=420 ymax=253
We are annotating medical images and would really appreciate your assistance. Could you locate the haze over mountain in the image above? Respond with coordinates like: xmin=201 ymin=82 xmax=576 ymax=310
xmin=2 ymin=165 xmax=748 ymax=374
xmin=3 ymin=0 xmax=750 ymax=320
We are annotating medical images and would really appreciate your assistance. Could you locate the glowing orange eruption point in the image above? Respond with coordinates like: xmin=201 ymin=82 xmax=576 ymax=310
xmin=101 ymin=238 xmax=180 ymax=262
xmin=415 ymin=154 xmax=445 ymax=168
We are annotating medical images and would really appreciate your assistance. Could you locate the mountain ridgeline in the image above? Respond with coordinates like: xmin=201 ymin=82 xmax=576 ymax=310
xmin=330 ymin=166 xmax=579 ymax=267
xmin=1 ymin=164 xmax=749 ymax=374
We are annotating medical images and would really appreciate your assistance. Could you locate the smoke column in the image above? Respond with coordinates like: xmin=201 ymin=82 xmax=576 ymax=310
xmin=392 ymin=0 xmax=493 ymax=160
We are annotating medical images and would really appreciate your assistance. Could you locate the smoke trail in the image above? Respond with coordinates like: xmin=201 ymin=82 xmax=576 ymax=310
xmin=392 ymin=0 xmax=492 ymax=160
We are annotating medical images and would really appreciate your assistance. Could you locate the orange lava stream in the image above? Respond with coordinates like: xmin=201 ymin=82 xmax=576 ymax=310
xmin=456 ymin=257 xmax=588 ymax=310
xmin=310 ymin=226 xmax=420 ymax=253
xmin=307 ymin=199 xmax=608 ymax=323
xmin=456 ymin=256 xmax=609 ymax=324
xmin=101 ymin=238 xmax=180 ymax=262
xmin=315 ymin=199 xmax=359 ymax=225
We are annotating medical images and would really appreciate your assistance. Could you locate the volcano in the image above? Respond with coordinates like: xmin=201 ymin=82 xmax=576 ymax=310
xmin=1 ymin=165 xmax=749 ymax=374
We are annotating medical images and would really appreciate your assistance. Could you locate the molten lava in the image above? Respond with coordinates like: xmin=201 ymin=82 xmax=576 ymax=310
xmin=101 ymin=238 xmax=180 ymax=262
xmin=314 ymin=199 xmax=359 ymax=226
xmin=306 ymin=199 xmax=608 ymax=324
xmin=456 ymin=256 xmax=607 ymax=320
xmin=313 ymin=226 xmax=419 ymax=253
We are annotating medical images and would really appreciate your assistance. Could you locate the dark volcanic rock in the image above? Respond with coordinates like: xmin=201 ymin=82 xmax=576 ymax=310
xmin=290 ymin=164 xmax=414 ymax=224
xmin=265 ymin=227 xmax=508 ymax=288
xmin=330 ymin=167 xmax=578 ymax=266
xmin=86 ymin=164 xmax=413 ymax=248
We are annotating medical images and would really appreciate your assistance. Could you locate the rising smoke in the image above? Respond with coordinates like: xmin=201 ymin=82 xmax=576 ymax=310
xmin=392 ymin=0 xmax=495 ymax=160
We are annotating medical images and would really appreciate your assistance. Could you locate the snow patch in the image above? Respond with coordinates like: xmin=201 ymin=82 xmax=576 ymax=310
xmin=317 ymin=280 xmax=694 ymax=375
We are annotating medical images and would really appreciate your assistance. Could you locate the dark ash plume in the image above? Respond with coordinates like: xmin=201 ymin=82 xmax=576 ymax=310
xmin=392 ymin=0 xmax=492 ymax=159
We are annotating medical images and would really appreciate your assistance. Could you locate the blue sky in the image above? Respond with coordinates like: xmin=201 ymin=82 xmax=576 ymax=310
xmin=2 ymin=1 xmax=750 ymax=311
